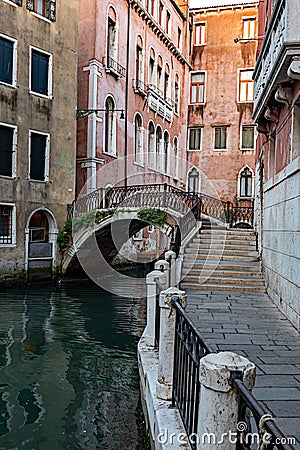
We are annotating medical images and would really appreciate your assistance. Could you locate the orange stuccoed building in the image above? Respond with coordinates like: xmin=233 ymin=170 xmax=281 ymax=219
xmin=187 ymin=0 xmax=258 ymax=207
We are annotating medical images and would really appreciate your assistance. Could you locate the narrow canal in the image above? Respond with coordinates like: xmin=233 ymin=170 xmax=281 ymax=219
xmin=0 ymin=279 xmax=149 ymax=450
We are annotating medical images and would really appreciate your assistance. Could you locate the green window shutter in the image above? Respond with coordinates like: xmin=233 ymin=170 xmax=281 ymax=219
xmin=46 ymin=0 xmax=56 ymax=21
xmin=30 ymin=133 xmax=46 ymax=181
xmin=0 ymin=126 xmax=13 ymax=177
xmin=0 ymin=37 xmax=13 ymax=84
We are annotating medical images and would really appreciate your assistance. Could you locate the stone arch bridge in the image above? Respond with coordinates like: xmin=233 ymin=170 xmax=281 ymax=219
xmin=63 ymin=183 xmax=254 ymax=273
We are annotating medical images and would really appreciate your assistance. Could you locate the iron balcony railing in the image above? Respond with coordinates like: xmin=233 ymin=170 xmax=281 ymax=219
xmin=132 ymin=78 xmax=148 ymax=96
xmin=171 ymin=296 xmax=213 ymax=450
xmin=102 ymin=56 xmax=126 ymax=78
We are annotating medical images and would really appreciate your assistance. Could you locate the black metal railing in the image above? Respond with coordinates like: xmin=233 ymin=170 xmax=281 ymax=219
xmin=132 ymin=78 xmax=148 ymax=95
xmin=102 ymin=56 xmax=126 ymax=78
xmin=171 ymin=296 xmax=213 ymax=450
xmin=232 ymin=375 xmax=296 ymax=450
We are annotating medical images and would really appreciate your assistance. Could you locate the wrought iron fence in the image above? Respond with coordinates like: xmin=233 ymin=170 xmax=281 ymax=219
xmin=171 ymin=296 xmax=213 ymax=450
xmin=232 ymin=376 xmax=296 ymax=450
xmin=102 ymin=56 xmax=126 ymax=77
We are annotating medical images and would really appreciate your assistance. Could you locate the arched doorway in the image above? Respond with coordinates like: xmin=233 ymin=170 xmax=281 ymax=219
xmin=25 ymin=209 xmax=58 ymax=281
xmin=187 ymin=167 xmax=200 ymax=193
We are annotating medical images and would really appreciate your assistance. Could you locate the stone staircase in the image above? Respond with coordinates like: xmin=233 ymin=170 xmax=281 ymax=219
xmin=180 ymin=226 xmax=266 ymax=292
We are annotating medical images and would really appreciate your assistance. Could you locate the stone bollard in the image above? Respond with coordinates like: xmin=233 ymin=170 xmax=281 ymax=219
xmin=197 ymin=351 xmax=256 ymax=450
xmin=154 ymin=259 xmax=170 ymax=287
xmin=156 ymin=287 xmax=186 ymax=400
xmin=164 ymin=250 xmax=177 ymax=287
xmin=144 ymin=269 xmax=168 ymax=347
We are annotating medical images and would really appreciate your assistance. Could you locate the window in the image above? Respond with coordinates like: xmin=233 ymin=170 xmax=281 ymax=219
xmin=30 ymin=47 xmax=52 ymax=97
xmin=242 ymin=17 xmax=257 ymax=39
xmin=164 ymin=64 xmax=170 ymax=100
xmin=177 ymin=27 xmax=182 ymax=50
xmin=156 ymin=126 xmax=162 ymax=171
xmin=190 ymin=72 xmax=205 ymax=104
xmin=0 ymin=204 xmax=16 ymax=245
xmin=104 ymin=96 xmax=116 ymax=156
xmin=174 ymin=75 xmax=179 ymax=114
xmin=147 ymin=121 xmax=155 ymax=169
xmin=214 ymin=126 xmax=227 ymax=149
xmin=188 ymin=128 xmax=202 ymax=151
xmin=158 ymin=1 xmax=164 ymax=27
xmin=134 ymin=114 xmax=143 ymax=166
xmin=163 ymin=131 xmax=169 ymax=174
xmin=241 ymin=125 xmax=256 ymax=150
xmin=238 ymin=69 xmax=254 ymax=102
xmin=136 ymin=41 xmax=143 ymax=84
xmin=187 ymin=167 xmax=200 ymax=193
xmin=165 ymin=10 xmax=171 ymax=35
xmin=146 ymin=0 xmax=154 ymax=15
xmin=239 ymin=167 xmax=253 ymax=198
xmin=29 ymin=131 xmax=50 ymax=181
xmin=26 ymin=0 xmax=56 ymax=21
xmin=194 ymin=22 xmax=206 ymax=45
xmin=107 ymin=16 xmax=117 ymax=61
xmin=173 ymin=137 xmax=179 ymax=179
xmin=0 ymin=123 xmax=17 ymax=177
xmin=156 ymin=57 xmax=163 ymax=93
xmin=148 ymin=48 xmax=155 ymax=85
xmin=0 ymin=35 xmax=17 ymax=86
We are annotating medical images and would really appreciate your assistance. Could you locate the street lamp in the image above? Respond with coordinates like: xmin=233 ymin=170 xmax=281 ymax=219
xmin=233 ymin=36 xmax=264 ymax=43
xmin=76 ymin=108 xmax=125 ymax=119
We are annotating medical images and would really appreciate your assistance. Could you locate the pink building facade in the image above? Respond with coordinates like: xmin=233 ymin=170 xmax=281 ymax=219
xmin=77 ymin=0 xmax=191 ymax=196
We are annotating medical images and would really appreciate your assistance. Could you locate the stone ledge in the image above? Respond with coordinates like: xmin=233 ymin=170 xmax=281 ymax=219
xmin=138 ymin=335 xmax=190 ymax=450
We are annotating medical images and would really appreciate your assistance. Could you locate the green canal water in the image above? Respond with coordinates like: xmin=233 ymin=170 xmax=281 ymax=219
xmin=0 ymin=279 xmax=149 ymax=450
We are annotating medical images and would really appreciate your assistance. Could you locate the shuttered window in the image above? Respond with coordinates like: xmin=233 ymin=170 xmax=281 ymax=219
xmin=0 ymin=125 xmax=14 ymax=177
xmin=29 ymin=132 xmax=49 ymax=181
xmin=31 ymin=49 xmax=49 ymax=95
xmin=0 ymin=36 xmax=14 ymax=85
xmin=214 ymin=126 xmax=227 ymax=149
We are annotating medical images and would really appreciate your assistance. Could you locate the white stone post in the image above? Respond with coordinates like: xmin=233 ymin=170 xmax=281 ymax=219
xmin=144 ymin=269 xmax=168 ymax=347
xmin=154 ymin=259 xmax=170 ymax=287
xmin=165 ymin=250 xmax=176 ymax=287
xmin=197 ymin=351 xmax=256 ymax=450
xmin=156 ymin=287 xmax=186 ymax=400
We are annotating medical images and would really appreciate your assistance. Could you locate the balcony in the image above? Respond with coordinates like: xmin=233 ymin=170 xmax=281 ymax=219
xmin=253 ymin=0 xmax=300 ymax=120
xmin=132 ymin=79 xmax=148 ymax=97
xmin=147 ymin=84 xmax=173 ymax=123
xmin=102 ymin=56 xmax=126 ymax=79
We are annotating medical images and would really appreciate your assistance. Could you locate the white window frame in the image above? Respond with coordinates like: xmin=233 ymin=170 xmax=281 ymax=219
xmin=188 ymin=127 xmax=202 ymax=151
xmin=0 ymin=122 xmax=17 ymax=178
xmin=237 ymin=68 xmax=254 ymax=103
xmin=134 ymin=113 xmax=144 ymax=167
xmin=173 ymin=136 xmax=179 ymax=180
xmin=189 ymin=71 xmax=206 ymax=105
xmin=0 ymin=33 xmax=18 ymax=88
xmin=237 ymin=166 xmax=254 ymax=199
xmin=165 ymin=8 xmax=171 ymax=36
xmin=194 ymin=22 xmax=206 ymax=45
xmin=174 ymin=74 xmax=180 ymax=115
xmin=0 ymin=203 xmax=16 ymax=247
xmin=242 ymin=17 xmax=257 ymax=39
xmin=240 ymin=124 xmax=256 ymax=150
xmin=28 ymin=130 xmax=50 ymax=182
xmin=147 ymin=121 xmax=156 ymax=170
xmin=103 ymin=96 xmax=117 ymax=157
xmin=29 ymin=45 xmax=53 ymax=99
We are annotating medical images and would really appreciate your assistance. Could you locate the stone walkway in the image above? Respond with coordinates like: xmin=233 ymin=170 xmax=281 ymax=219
xmin=185 ymin=290 xmax=300 ymax=449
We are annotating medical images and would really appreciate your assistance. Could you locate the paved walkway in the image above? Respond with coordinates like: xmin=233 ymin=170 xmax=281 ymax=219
xmin=185 ymin=290 xmax=300 ymax=449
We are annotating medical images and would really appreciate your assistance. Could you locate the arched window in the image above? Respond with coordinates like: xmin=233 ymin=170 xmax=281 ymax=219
xmin=135 ymin=35 xmax=144 ymax=88
xmin=156 ymin=55 xmax=163 ymax=94
xmin=107 ymin=7 xmax=117 ymax=62
xmin=164 ymin=63 xmax=170 ymax=100
xmin=156 ymin=126 xmax=162 ymax=171
xmin=187 ymin=167 xmax=200 ymax=193
xmin=104 ymin=96 xmax=116 ymax=156
xmin=163 ymin=130 xmax=169 ymax=174
xmin=238 ymin=166 xmax=253 ymax=198
xmin=134 ymin=114 xmax=143 ymax=165
xmin=148 ymin=121 xmax=155 ymax=169
xmin=148 ymin=48 xmax=155 ymax=86
xmin=173 ymin=137 xmax=179 ymax=179
xmin=174 ymin=74 xmax=180 ymax=114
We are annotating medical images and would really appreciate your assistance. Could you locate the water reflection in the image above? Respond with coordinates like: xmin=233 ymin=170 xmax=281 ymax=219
xmin=0 ymin=279 xmax=147 ymax=449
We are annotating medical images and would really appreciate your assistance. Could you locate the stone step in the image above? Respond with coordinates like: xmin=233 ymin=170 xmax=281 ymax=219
xmin=182 ymin=275 xmax=265 ymax=286
xmin=182 ymin=269 xmax=263 ymax=278
xmin=180 ymin=282 xmax=266 ymax=293
xmin=185 ymin=248 xmax=259 ymax=257
xmin=182 ymin=261 xmax=261 ymax=271
xmin=193 ymin=235 xmax=256 ymax=242
xmin=184 ymin=254 xmax=259 ymax=262
xmin=187 ymin=242 xmax=257 ymax=250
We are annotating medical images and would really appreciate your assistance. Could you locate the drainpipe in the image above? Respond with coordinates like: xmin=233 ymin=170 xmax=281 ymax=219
xmin=124 ymin=1 xmax=131 ymax=190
